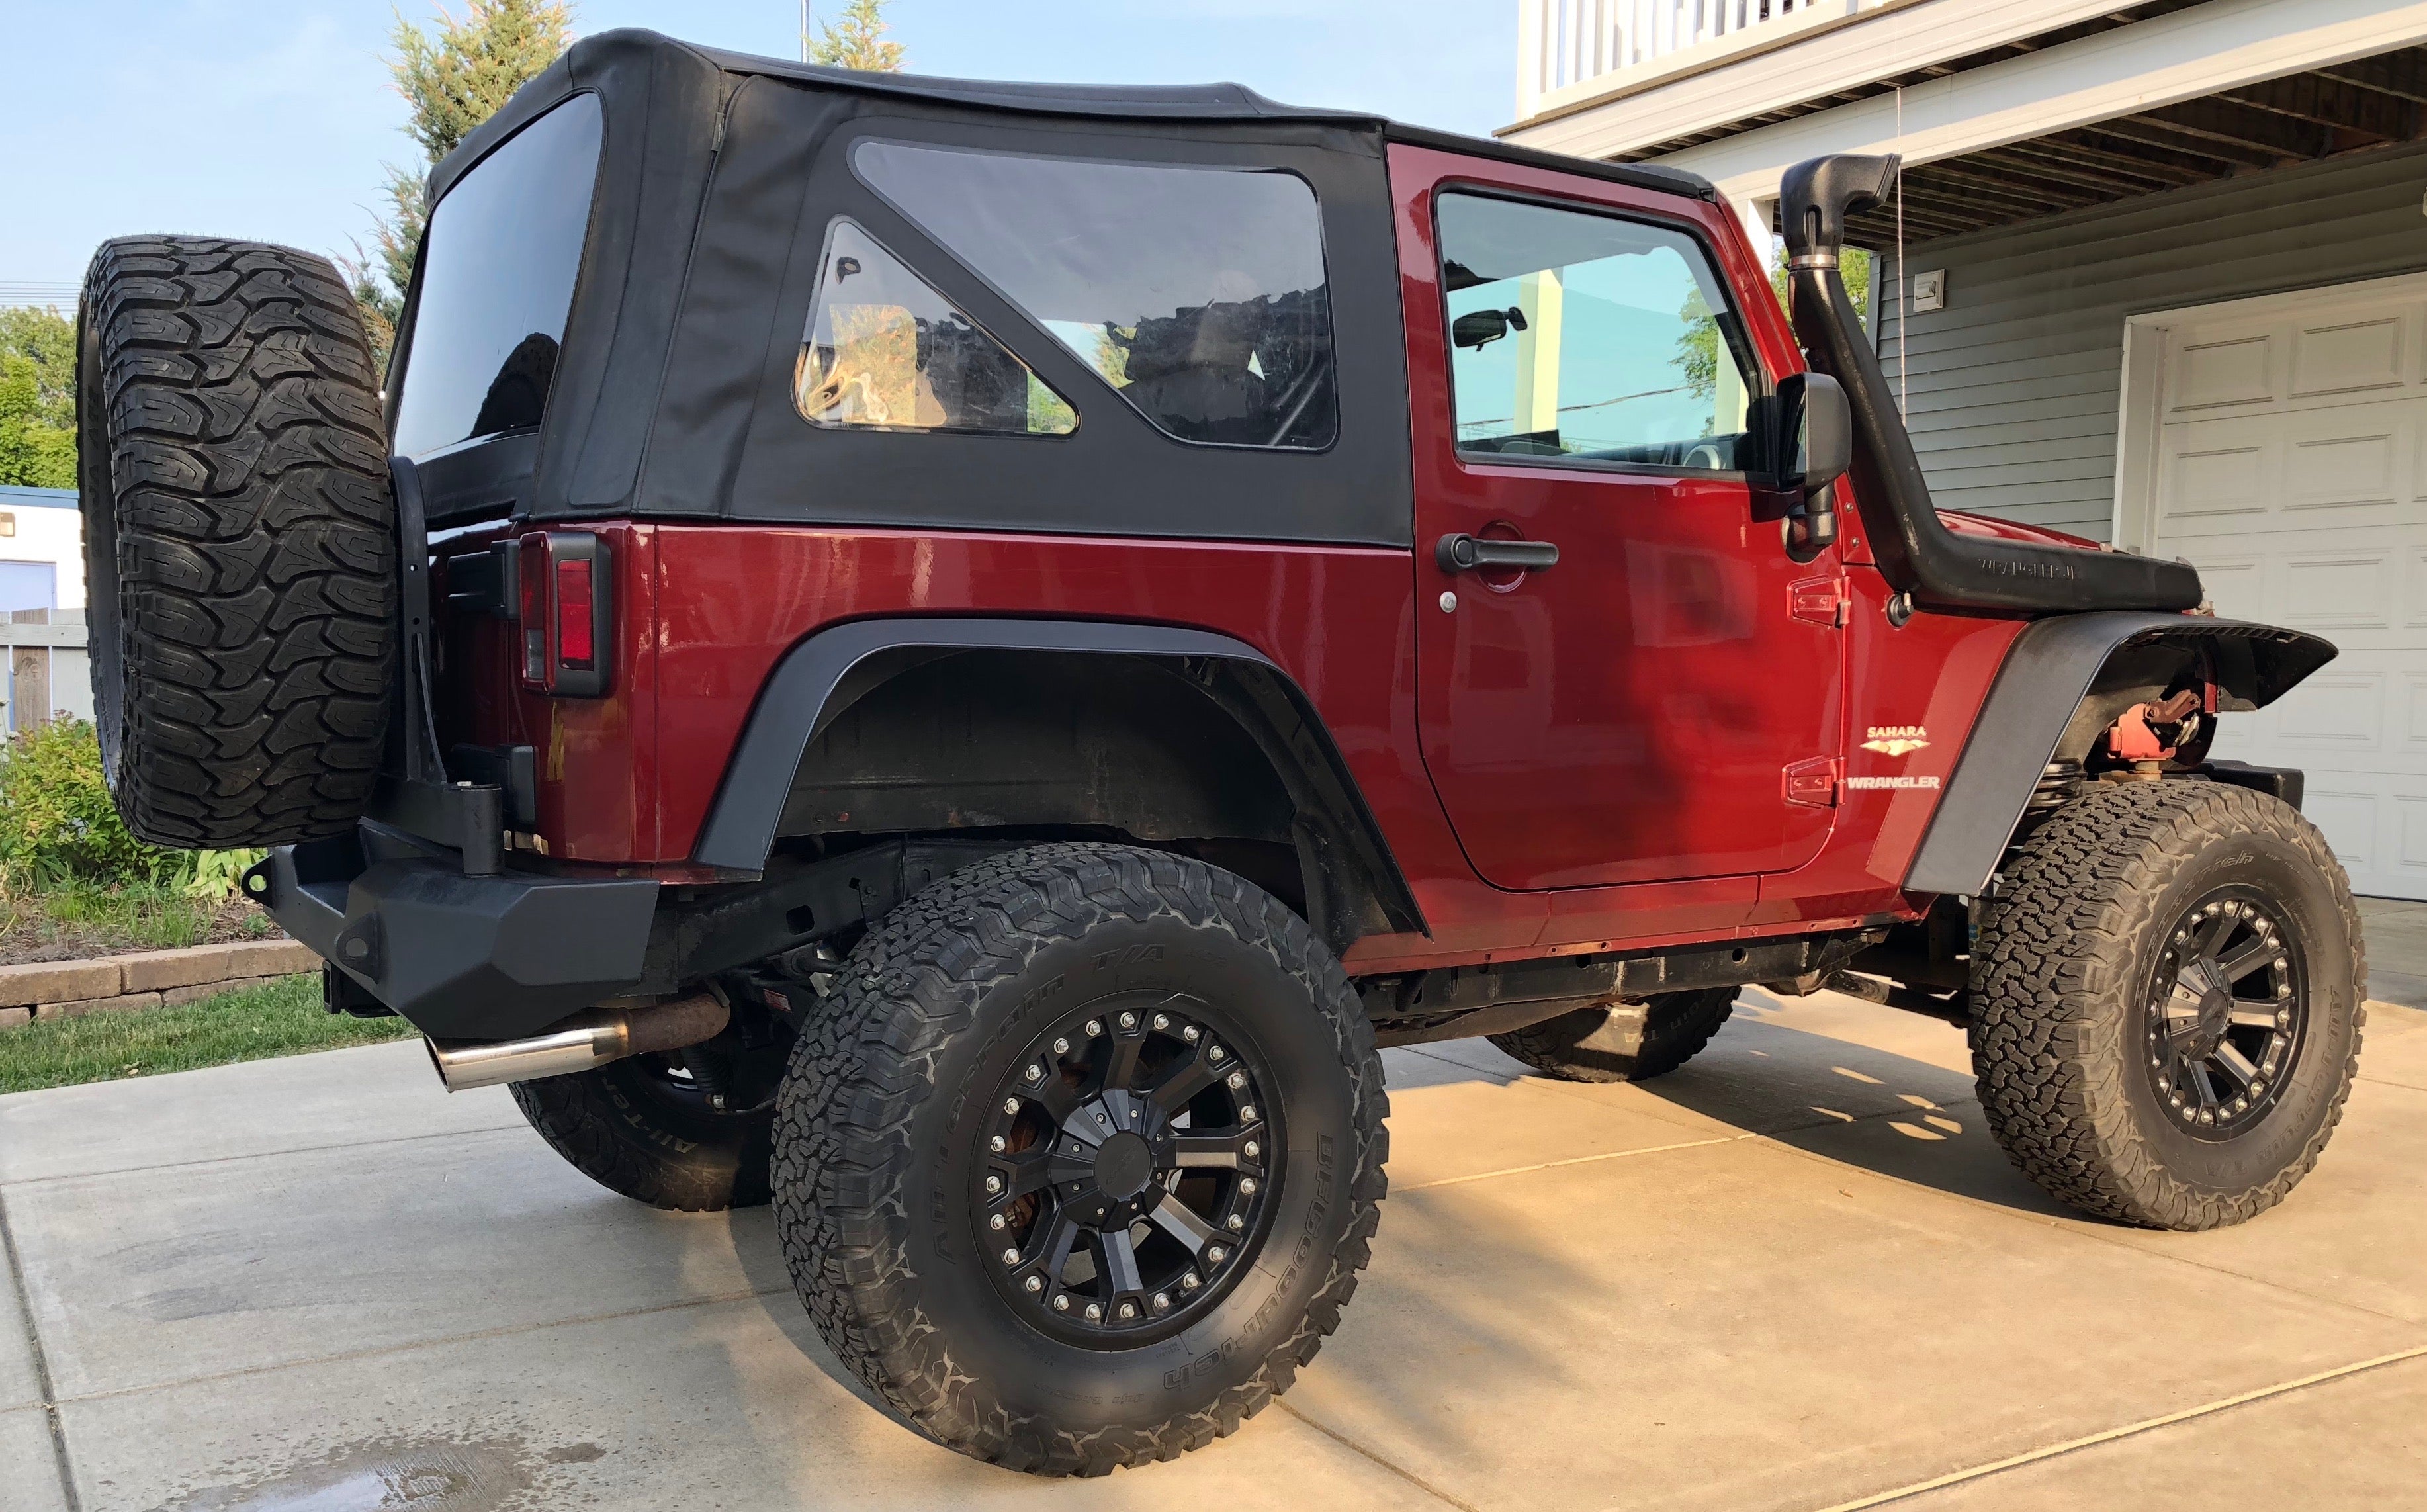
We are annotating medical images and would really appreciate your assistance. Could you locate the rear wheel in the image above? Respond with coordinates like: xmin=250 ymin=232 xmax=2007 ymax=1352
xmin=1970 ymin=781 xmax=2365 ymax=1229
xmin=511 ymin=1032 xmax=787 ymax=1213
xmin=1489 ymin=987 xmax=1737 ymax=1083
xmin=77 ymin=236 xmax=393 ymax=848
xmin=773 ymin=844 xmax=1388 ymax=1475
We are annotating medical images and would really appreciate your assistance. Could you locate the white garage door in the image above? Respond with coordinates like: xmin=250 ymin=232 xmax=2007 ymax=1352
xmin=2148 ymin=273 xmax=2427 ymax=899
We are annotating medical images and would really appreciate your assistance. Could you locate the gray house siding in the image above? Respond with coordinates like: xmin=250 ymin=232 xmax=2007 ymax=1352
xmin=1873 ymin=140 xmax=2427 ymax=541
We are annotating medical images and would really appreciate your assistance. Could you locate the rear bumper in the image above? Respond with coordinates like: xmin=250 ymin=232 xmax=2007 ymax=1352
xmin=248 ymin=823 xmax=660 ymax=1040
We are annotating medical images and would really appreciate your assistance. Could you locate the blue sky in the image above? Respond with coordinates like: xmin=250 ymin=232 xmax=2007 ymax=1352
xmin=5 ymin=1 xmax=1515 ymax=297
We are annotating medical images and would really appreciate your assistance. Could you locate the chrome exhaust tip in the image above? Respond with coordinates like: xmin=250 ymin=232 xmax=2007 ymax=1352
xmin=425 ymin=992 xmax=729 ymax=1092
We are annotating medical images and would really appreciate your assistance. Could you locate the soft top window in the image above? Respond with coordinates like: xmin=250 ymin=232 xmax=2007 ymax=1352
xmin=854 ymin=140 xmax=1338 ymax=451
xmin=391 ymin=92 xmax=603 ymax=461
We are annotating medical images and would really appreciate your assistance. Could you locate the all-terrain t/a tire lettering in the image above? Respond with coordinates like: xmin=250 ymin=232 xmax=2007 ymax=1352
xmin=77 ymin=236 xmax=394 ymax=848
xmin=773 ymin=843 xmax=1388 ymax=1475
xmin=1970 ymin=781 xmax=2365 ymax=1230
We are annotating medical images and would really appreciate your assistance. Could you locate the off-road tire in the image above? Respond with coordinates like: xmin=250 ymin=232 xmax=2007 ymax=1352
xmin=1971 ymin=781 xmax=2365 ymax=1230
xmin=511 ymin=1057 xmax=774 ymax=1213
xmin=77 ymin=236 xmax=394 ymax=848
xmin=1489 ymin=987 xmax=1737 ymax=1083
xmin=773 ymin=843 xmax=1388 ymax=1476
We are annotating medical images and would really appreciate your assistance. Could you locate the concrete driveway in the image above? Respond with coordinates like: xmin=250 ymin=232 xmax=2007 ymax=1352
xmin=3 ymin=987 xmax=2424 ymax=1512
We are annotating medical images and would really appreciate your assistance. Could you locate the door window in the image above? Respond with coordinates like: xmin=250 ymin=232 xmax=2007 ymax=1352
xmin=1437 ymin=192 xmax=1763 ymax=471
xmin=854 ymin=140 xmax=1337 ymax=449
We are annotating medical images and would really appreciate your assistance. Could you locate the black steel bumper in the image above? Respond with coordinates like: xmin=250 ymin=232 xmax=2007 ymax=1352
xmin=245 ymin=822 xmax=660 ymax=1040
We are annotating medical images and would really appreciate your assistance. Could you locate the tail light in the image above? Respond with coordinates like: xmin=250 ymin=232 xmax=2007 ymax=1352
xmin=516 ymin=531 xmax=611 ymax=697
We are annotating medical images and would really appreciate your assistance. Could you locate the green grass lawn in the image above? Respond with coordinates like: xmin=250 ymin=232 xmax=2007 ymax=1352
xmin=0 ymin=975 xmax=419 ymax=1095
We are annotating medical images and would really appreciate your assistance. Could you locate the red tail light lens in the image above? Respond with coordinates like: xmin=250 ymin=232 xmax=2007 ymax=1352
xmin=555 ymin=558 xmax=594 ymax=667
xmin=513 ymin=531 xmax=611 ymax=697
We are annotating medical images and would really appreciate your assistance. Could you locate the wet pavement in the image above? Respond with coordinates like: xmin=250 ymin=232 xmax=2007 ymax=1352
xmin=1 ymin=934 xmax=2423 ymax=1509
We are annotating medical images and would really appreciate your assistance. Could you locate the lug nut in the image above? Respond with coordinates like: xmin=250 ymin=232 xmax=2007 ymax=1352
xmin=1183 ymin=1026 xmax=1200 ymax=1042
xmin=1084 ymin=1303 xmax=1103 ymax=1321
xmin=1053 ymin=1294 xmax=1071 ymax=1312
xmin=989 ymin=1135 xmax=1006 ymax=1153
xmin=1152 ymin=1292 xmax=1170 ymax=1312
xmin=1239 ymin=1178 xmax=1257 ymax=1196
xmin=1001 ymin=1248 xmax=1020 ymax=1265
xmin=1226 ymin=1214 xmax=1244 ymax=1231
xmin=985 ymin=1175 xmax=1002 ymax=1194
xmin=1024 ymin=1275 xmax=1043 ymax=1293
xmin=1153 ymin=1013 xmax=1169 ymax=1030
xmin=1120 ymin=1012 xmax=1137 ymax=1029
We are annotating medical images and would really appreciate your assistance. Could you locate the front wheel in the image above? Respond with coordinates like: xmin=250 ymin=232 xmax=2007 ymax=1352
xmin=773 ymin=844 xmax=1388 ymax=1476
xmin=1970 ymin=781 xmax=2365 ymax=1230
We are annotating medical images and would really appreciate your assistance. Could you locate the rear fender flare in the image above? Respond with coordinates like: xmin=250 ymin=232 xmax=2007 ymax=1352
xmin=690 ymin=617 xmax=1425 ymax=953
xmin=1906 ymin=613 xmax=2336 ymax=897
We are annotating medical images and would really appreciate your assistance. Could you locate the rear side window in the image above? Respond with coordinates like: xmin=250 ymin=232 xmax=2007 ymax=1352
xmin=793 ymin=220 xmax=1077 ymax=436
xmin=854 ymin=140 xmax=1337 ymax=450
xmin=390 ymin=93 xmax=603 ymax=460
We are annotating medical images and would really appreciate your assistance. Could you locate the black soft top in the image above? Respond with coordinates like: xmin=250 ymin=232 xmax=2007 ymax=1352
xmin=398 ymin=30 xmax=1708 ymax=545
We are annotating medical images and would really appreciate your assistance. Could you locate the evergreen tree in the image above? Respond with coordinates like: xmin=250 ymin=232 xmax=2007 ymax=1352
xmin=810 ymin=0 xmax=906 ymax=72
xmin=349 ymin=0 xmax=576 ymax=371
xmin=0 ymin=307 xmax=76 ymax=488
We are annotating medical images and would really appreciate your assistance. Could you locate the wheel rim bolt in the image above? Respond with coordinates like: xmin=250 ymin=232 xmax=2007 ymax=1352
xmin=1084 ymin=1303 xmax=1103 ymax=1321
xmin=1086 ymin=1020 xmax=1102 ymax=1037
xmin=1209 ymin=1046 xmax=1225 ymax=1063
xmin=1239 ymin=1178 xmax=1257 ymax=1195
xmin=1001 ymin=1248 xmax=1019 ymax=1265
xmin=1243 ymin=1141 xmax=1259 ymax=1159
xmin=989 ymin=1135 xmax=1006 ymax=1153
xmin=1227 ymin=1072 xmax=1246 ymax=1090
xmin=1024 ymin=1065 xmax=1042 ymax=1083
xmin=1182 ymin=1272 xmax=1200 ymax=1291
xmin=1118 ymin=1302 xmax=1137 ymax=1319
xmin=985 ymin=1176 xmax=1002 ymax=1194
xmin=1153 ymin=1013 xmax=1169 ymax=1030
xmin=1003 ymin=1097 xmax=1021 ymax=1114
xmin=1120 ymin=1012 xmax=1137 ymax=1029
xmin=1207 ymin=1246 xmax=1226 ymax=1265
xmin=1239 ymin=1104 xmax=1255 ymax=1120
xmin=1024 ymin=1276 xmax=1043 ymax=1293
xmin=1053 ymin=1294 xmax=1070 ymax=1311
xmin=1183 ymin=1026 xmax=1201 ymax=1042
xmin=1226 ymin=1214 xmax=1244 ymax=1231
xmin=1053 ymin=1038 xmax=1070 ymax=1055
xmin=989 ymin=1214 xmax=1006 ymax=1231
xmin=1152 ymin=1292 xmax=1170 ymax=1312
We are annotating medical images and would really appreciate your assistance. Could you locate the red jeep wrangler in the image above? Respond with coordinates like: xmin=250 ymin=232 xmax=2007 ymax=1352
xmin=77 ymin=30 xmax=2358 ymax=1476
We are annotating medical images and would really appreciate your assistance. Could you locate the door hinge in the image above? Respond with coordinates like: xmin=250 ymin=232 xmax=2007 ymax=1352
xmin=1783 ymin=756 xmax=1841 ymax=808
xmin=1788 ymin=574 xmax=1850 ymax=629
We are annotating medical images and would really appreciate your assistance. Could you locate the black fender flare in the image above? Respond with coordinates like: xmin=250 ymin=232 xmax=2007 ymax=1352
xmin=690 ymin=617 xmax=1425 ymax=950
xmin=1906 ymin=613 xmax=2337 ymax=897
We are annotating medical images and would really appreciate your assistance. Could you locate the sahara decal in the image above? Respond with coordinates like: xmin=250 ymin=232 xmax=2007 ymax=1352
xmin=1861 ymin=725 xmax=1930 ymax=758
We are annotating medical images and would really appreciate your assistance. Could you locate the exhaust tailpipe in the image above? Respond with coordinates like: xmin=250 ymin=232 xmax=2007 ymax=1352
xmin=425 ymin=993 xmax=729 ymax=1092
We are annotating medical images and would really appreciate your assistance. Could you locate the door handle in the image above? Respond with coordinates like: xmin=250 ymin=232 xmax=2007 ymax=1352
xmin=1436 ymin=533 xmax=1560 ymax=574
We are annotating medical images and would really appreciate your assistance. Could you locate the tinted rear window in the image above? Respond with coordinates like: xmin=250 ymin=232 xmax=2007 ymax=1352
xmin=391 ymin=93 xmax=603 ymax=461
xmin=854 ymin=141 xmax=1338 ymax=450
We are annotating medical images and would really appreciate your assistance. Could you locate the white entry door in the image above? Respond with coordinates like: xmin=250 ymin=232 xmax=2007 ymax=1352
xmin=2140 ymin=273 xmax=2427 ymax=899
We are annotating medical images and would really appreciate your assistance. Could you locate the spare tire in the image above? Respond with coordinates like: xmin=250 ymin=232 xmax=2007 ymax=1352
xmin=77 ymin=237 xmax=395 ymax=848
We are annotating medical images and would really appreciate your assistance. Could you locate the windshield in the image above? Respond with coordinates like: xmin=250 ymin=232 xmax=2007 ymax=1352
xmin=390 ymin=92 xmax=603 ymax=460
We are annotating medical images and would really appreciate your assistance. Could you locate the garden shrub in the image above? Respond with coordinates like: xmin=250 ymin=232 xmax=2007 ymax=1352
xmin=0 ymin=719 xmax=258 ymax=894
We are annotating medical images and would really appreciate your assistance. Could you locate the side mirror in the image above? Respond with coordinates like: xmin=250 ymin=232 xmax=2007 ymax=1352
xmin=1775 ymin=372 xmax=1852 ymax=562
xmin=1452 ymin=306 xmax=1528 ymax=351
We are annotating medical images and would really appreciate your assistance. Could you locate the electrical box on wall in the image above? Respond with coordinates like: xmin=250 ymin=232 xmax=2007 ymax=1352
xmin=1911 ymin=269 xmax=1947 ymax=313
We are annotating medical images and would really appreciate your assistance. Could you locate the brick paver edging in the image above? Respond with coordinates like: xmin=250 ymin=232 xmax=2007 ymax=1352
xmin=0 ymin=939 xmax=320 ymax=1028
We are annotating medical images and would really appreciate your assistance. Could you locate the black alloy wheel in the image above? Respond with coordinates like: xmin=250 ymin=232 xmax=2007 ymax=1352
xmin=978 ymin=995 xmax=1274 ymax=1342
xmin=2146 ymin=889 xmax=2305 ymax=1140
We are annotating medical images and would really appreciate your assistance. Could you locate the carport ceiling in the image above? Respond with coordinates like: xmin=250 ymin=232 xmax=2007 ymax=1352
xmin=1838 ymin=46 xmax=2427 ymax=247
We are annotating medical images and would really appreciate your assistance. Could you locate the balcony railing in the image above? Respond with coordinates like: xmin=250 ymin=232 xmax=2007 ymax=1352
xmin=1516 ymin=0 xmax=1844 ymax=120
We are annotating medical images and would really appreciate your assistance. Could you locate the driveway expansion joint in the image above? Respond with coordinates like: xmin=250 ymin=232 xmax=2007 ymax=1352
xmin=0 ymin=1188 xmax=80 ymax=1512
